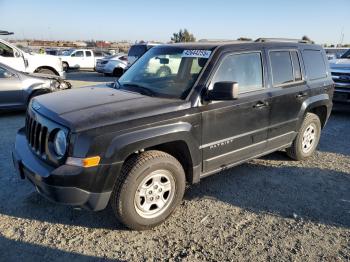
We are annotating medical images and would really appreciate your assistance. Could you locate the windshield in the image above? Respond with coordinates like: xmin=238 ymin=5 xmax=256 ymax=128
xmin=341 ymin=49 xmax=350 ymax=59
xmin=118 ymin=47 xmax=212 ymax=99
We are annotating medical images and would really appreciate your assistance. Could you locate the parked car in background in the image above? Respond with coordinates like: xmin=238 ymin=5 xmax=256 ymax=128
xmin=13 ymin=39 xmax=334 ymax=230
xmin=0 ymin=62 xmax=70 ymax=110
xmin=96 ymin=54 xmax=128 ymax=77
xmin=329 ymin=49 xmax=350 ymax=105
xmin=0 ymin=39 xmax=65 ymax=78
xmin=59 ymin=49 xmax=108 ymax=71
xmin=127 ymin=43 xmax=159 ymax=67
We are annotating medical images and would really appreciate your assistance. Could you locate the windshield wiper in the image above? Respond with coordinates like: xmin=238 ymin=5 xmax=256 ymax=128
xmin=122 ymin=83 xmax=156 ymax=97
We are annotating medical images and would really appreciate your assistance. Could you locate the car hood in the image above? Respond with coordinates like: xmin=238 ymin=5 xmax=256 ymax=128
xmin=329 ymin=58 xmax=350 ymax=69
xmin=33 ymin=85 xmax=191 ymax=132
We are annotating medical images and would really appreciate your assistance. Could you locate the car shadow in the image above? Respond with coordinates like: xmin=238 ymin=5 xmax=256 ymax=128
xmin=1 ymin=158 xmax=349 ymax=231
xmin=0 ymin=236 xmax=121 ymax=261
xmin=185 ymin=161 xmax=350 ymax=228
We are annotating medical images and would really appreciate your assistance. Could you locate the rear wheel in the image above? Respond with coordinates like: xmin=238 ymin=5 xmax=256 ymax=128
xmin=110 ymin=150 xmax=186 ymax=230
xmin=113 ymin=67 xmax=124 ymax=77
xmin=286 ymin=112 xmax=321 ymax=160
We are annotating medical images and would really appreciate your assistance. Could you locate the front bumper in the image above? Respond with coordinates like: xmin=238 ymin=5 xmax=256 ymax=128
xmin=12 ymin=128 xmax=111 ymax=211
xmin=58 ymin=70 xmax=66 ymax=79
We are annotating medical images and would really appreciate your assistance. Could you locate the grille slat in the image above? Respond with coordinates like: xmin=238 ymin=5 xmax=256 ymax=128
xmin=25 ymin=114 xmax=48 ymax=157
xmin=40 ymin=127 xmax=48 ymax=154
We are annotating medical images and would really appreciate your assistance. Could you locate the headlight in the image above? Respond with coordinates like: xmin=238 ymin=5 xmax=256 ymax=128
xmin=53 ymin=130 xmax=67 ymax=157
xmin=49 ymin=79 xmax=60 ymax=90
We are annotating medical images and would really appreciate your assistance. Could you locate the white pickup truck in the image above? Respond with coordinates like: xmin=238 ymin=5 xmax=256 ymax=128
xmin=59 ymin=49 xmax=107 ymax=71
xmin=0 ymin=39 xmax=65 ymax=78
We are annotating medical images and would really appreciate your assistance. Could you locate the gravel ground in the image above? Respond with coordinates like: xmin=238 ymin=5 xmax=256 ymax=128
xmin=0 ymin=77 xmax=349 ymax=261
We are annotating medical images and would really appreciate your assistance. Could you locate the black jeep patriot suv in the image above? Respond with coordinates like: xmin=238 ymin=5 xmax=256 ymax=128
xmin=13 ymin=39 xmax=334 ymax=230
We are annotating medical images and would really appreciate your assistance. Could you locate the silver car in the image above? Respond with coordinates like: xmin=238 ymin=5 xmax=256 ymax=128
xmin=0 ymin=62 xmax=71 ymax=110
xmin=95 ymin=54 xmax=128 ymax=77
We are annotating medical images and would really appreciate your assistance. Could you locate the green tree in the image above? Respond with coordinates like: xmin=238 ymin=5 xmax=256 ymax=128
xmin=302 ymin=35 xmax=314 ymax=43
xmin=171 ymin=29 xmax=196 ymax=43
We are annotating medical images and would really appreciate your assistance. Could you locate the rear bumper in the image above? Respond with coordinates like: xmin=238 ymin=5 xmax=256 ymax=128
xmin=12 ymin=128 xmax=111 ymax=211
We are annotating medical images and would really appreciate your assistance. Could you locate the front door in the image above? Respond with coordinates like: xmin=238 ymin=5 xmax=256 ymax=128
xmin=0 ymin=66 xmax=24 ymax=108
xmin=201 ymin=51 xmax=271 ymax=173
xmin=0 ymin=42 xmax=26 ymax=72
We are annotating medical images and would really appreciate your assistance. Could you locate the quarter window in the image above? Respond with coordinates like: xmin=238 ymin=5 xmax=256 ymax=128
xmin=303 ymin=50 xmax=327 ymax=80
xmin=211 ymin=52 xmax=263 ymax=93
xmin=270 ymin=51 xmax=294 ymax=86
xmin=291 ymin=51 xmax=302 ymax=81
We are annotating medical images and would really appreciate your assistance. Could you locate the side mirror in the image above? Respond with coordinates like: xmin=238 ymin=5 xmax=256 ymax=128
xmin=207 ymin=81 xmax=239 ymax=101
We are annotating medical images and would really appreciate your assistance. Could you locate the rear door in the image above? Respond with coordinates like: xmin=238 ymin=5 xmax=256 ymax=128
xmin=84 ymin=50 xmax=94 ymax=68
xmin=266 ymin=49 xmax=309 ymax=150
xmin=201 ymin=51 xmax=270 ymax=173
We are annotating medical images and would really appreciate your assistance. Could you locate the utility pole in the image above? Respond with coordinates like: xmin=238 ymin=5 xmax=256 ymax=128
xmin=339 ymin=27 xmax=344 ymax=47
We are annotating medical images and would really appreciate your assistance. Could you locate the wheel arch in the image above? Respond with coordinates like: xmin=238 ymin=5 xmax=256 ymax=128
xmin=34 ymin=66 xmax=59 ymax=76
xmin=103 ymin=123 xmax=200 ymax=184
xmin=298 ymin=94 xmax=332 ymax=129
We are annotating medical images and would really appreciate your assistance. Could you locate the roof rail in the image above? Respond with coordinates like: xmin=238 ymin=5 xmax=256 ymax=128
xmin=255 ymin=38 xmax=312 ymax=44
xmin=198 ymin=39 xmax=240 ymax=43
xmin=0 ymin=30 xmax=14 ymax=35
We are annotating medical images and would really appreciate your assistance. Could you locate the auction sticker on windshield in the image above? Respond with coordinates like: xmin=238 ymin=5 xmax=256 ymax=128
xmin=182 ymin=50 xmax=212 ymax=58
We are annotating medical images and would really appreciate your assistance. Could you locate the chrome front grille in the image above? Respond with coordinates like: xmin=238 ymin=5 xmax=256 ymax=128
xmin=25 ymin=113 xmax=48 ymax=156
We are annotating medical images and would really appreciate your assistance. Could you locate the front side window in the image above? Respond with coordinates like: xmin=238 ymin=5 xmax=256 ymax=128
xmin=270 ymin=51 xmax=294 ymax=86
xmin=211 ymin=52 xmax=263 ymax=93
xmin=118 ymin=47 xmax=211 ymax=99
xmin=0 ymin=66 xmax=11 ymax=78
xmin=72 ymin=51 xmax=84 ymax=57
xmin=0 ymin=42 xmax=14 ymax=57
xmin=303 ymin=50 xmax=327 ymax=80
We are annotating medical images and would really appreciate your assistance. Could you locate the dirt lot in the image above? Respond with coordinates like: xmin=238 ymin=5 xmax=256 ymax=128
xmin=0 ymin=73 xmax=349 ymax=261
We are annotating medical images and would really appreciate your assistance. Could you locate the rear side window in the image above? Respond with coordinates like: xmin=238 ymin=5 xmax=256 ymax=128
xmin=211 ymin=52 xmax=263 ymax=93
xmin=270 ymin=51 xmax=294 ymax=86
xmin=86 ymin=51 xmax=92 ymax=57
xmin=303 ymin=50 xmax=327 ymax=80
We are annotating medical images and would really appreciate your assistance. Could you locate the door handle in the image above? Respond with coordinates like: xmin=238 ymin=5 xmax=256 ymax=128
xmin=253 ymin=101 xmax=269 ymax=109
xmin=296 ymin=92 xmax=307 ymax=99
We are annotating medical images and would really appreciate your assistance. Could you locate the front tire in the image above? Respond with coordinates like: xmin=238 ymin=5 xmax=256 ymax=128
xmin=62 ymin=62 xmax=69 ymax=72
xmin=110 ymin=150 xmax=186 ymax=230
xmin=286 ymin=112 xmax=321 ymax=160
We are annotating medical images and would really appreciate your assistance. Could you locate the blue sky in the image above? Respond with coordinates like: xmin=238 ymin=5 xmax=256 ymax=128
xmin=0 ymin=0 xmax=349 ymax=44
